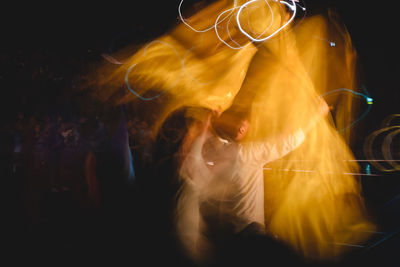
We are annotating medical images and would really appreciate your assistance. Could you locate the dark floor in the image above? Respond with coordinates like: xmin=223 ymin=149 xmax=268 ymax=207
xmin=4 ymin=163 xmax=400 ymax=267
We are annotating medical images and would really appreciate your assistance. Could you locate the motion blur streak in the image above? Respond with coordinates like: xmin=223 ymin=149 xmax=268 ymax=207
xmin=245 ymin=11 xmax=374 ymax=260
xmin=83 ymin=0 xmax=375 ymax=262
xmin=364 ymin=123 xmax=400 ymax=172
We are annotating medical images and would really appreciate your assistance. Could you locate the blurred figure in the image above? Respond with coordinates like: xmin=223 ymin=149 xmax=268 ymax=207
xmin=58 ymin=119 xmax=87 ymax=205
xmin=175 ymin=99 xmax=329 ymax=264
xmin=82 ymin=0 xmax=375 ymax=264
xmin=13 ymin=111 xmax=26 ymax=186
xmin=135 ymin=120 xmax=154 ymax=177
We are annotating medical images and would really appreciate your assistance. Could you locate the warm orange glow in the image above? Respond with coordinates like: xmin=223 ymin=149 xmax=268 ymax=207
xmin=242 ymin=10 xmax=375 ymax=260
xmin=84 ymin=0 xmax=375 ymax=263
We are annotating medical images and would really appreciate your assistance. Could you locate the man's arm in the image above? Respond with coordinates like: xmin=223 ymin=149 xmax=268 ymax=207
xmin=303 ymin=98 xmax=329 ymax=133
xmin=239 ymin=98 xmax=329 ymax=165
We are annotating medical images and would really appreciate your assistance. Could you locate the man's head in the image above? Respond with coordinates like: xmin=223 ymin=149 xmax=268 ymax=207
xmin=211 ymin=107 xmax=250 ymax=142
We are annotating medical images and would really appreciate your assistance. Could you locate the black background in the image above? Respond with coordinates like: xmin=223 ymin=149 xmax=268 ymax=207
xmin=1 ymin=1 xmax=399 ymax=265
xmin=2 ymin=0 xmax=399 ymax=135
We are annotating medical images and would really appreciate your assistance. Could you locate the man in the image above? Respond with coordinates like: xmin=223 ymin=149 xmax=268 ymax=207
xmin=175 ymin=99 xmax=329 ymax=264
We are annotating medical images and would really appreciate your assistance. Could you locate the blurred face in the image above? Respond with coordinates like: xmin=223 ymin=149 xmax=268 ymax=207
xmin=235 ymin=120 xmax=250 ymax=141
xmin=212 ymin=111 xmax=249 ymax=142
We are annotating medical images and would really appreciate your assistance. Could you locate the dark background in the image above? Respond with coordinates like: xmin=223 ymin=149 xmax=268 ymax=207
xmin=1 ymin=0 xmax=399 ymax=138
xmin=1 ymin=0 xmax=399 ymax=266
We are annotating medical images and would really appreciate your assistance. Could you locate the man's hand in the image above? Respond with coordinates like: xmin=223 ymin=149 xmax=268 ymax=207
xmin=318 ymin=98 xmax=330 ymax=117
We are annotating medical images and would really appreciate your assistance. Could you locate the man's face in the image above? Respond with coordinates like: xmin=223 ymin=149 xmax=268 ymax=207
xmin=235 ymin=120 xmax=250 ymax=141
xmin=212 ymin=111 xmax=249 ymax=141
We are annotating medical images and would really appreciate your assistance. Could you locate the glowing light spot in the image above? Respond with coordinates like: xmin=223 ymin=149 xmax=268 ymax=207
xmin=313 ymin=35 xmax=336 ymax=47
xmin=365 ymin=164 xmax=371 ymax=175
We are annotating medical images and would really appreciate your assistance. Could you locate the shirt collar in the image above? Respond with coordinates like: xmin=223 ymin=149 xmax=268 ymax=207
xmin=217 ymin=136 xmax=231 ymax=144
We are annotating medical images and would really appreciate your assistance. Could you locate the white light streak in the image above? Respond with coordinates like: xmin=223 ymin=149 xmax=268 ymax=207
xmin=347 ymin=159 xmax=400 ymax=162
xmin=263 ymin=167 xmax=381 ymax=176
xmin=236 ymin=0 xmax=296 ymax=42
xmin=179 ymin=0 xmax=299 ymax=49
xmin=364 ymin=124 xmax=400 ymax=172
xmin=125 ymin=40 xmax=184 ymax=101
xmin=101 ymin=53 xmax=124 ymax=65
xmin=215 ymin=6 xmax=251 ymax=49
xmin=382 ymin=128 xmax=400 ymax=170
xmin=332 ymin=242 xmax=365 ymax=248
xmin=178 ymin=0 xmax=238 ymax=33
xmin=270 ymin=159 xmax=400 ymax=162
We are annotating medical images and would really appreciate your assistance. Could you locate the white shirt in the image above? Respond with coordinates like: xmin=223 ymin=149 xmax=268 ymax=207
xmin=175 ymin=128 xmax=305 ymax=261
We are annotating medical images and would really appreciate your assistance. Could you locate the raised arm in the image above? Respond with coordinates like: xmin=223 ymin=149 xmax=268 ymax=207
xmin=303 ymin=97 xmax=330 ymax=133
xmin=239 ymin=98 xmax=329 ymax=165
